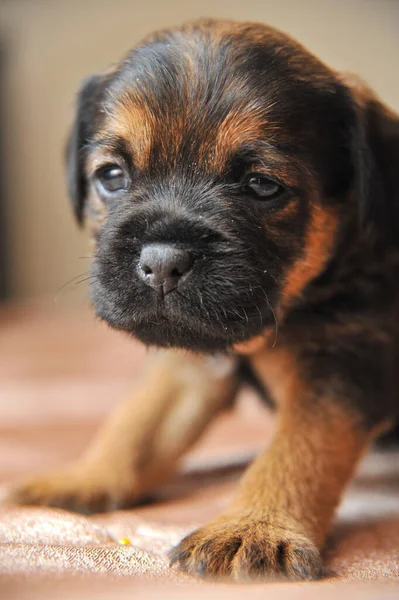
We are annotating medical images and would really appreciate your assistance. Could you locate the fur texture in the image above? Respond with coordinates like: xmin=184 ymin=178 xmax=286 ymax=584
xmin=6 ymin=19 xmax=399 ymax=582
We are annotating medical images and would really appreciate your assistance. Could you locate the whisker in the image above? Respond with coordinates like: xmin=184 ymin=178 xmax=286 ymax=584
xmin=74 ymin=275 xmax=95 ymax=286
xmin=56 ymin=272 xmax=89 ymax=293
xmin=265 ymin=294 xmax=279 ymax=347
xmin=54 ymin=272 xmax=96 ymax=303
xmin=254 ymin=303 xmax=263 ymax=328
xmin=260 ymin=268 xmax=278 ymax=284
xmin=255 ymin=286 xmax=279 ymax=347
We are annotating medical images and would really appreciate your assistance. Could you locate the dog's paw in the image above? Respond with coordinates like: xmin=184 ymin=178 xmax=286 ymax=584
xmin=4 ymin=468 xmax=139 ymax=514
xmin=169 ymin=516 xmax=322 ymax=582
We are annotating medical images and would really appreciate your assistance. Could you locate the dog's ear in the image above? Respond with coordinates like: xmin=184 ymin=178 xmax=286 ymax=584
xmin=346 ymin=76 xmax=399 ymax=238
xmin=66 ymin=74 xmax=108 ymax=225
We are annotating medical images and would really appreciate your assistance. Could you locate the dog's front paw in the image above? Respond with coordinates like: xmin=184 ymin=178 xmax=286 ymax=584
xmin=169 ymin=516 xmax=322 ymax=582
xmin=4 ymin=467 xmax=140 ymax=514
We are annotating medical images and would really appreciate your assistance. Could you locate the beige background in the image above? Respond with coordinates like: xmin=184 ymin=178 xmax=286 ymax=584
xmin=0 ymin=0 xmax=398 ymax=303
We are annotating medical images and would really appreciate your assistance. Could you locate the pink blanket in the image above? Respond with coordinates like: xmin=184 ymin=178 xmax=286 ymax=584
xmin=0 ymin=304 xmax=398 ymax=597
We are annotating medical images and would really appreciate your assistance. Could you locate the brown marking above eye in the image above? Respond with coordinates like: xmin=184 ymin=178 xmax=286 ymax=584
xmin=91 ymin=17 xmax=341 ymax=180
xmin=95 ymin=47 xmax=290 ymax=177
xmin=211 ymin=108 xmax=281 ymax=173
xmin=96 ymin=99 xmax=155 ymax=171
xmin=94 ymin=99 xmax=306 ymax=207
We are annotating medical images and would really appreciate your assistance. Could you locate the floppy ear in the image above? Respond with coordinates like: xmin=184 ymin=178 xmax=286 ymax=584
xmin=66 ymin=74 xmax=108 ymax=225
xmin=347 ymin=76 xmax=399 ymax=238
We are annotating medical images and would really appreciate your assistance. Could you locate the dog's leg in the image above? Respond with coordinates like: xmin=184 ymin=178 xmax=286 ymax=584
xmin=5 ymin=352 xmax=239 ymax=513
xmin=170 ymin=347 xmax=375 ymax=581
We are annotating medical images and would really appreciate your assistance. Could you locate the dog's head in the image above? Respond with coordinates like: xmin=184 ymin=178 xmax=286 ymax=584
xmin=66 ymin=20 xmax=399 ymax=353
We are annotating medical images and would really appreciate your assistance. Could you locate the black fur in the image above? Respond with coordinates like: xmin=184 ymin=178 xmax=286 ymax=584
xmin=66 ymin=20 xmax=399 ymax=428
xmin=66 ymin=74 xmax=108 ymax=223
xmin=67 ymin=23 xmax=359 ymax=352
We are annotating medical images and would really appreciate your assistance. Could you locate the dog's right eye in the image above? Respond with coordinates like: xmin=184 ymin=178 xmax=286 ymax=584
xmin=95 ymin=165 xmax=128 ymax=193
xmin=243 ymin=174 xmax=284 ymax=200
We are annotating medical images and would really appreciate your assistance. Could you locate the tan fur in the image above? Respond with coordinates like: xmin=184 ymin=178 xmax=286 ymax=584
xmin=98 ymin=101 xmax=155 ymax=170
xmin=238 ymin=345 xmax=371 ymax=544
xmin=171 ymin=345 xmax=373 ymax=579
xmin=7 ymin=352 xmax=239 ymax=512
xmin=280 ymin=204 xmax=339 ymax=310
xmin=211 ymin=105 xmax=277 ymax=171
xmin=6 ymin=18 xmax=399 ymax=583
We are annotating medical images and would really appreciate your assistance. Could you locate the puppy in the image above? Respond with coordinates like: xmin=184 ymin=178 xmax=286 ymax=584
xmin=7 ymin=19 xmax=399 ymax=581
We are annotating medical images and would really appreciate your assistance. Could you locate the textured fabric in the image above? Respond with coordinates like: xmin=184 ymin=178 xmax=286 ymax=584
xmin=0 ymin=303 xmax=398 ymax=598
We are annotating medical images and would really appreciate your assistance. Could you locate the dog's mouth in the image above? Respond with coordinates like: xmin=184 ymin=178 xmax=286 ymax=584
xmin=91 ymin=262 xmax=277 ymax=353
xmin=90 ymin=213 xmax=280 ymax=352
xmin=102 ymin=311 xmax=272 ymax=353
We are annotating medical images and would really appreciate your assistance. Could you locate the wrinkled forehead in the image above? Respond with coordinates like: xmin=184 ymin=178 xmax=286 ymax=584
xmin=92 ymin=27 xmax=348 ymax=189
xmin=97 ymin=41 xmax=285 ymax=174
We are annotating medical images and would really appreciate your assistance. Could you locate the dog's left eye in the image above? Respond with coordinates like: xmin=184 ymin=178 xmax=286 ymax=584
xmin=95 ymin=165 xmax=128 ymax=193
xmin=244 ymin=174 xmax=283 ymax=200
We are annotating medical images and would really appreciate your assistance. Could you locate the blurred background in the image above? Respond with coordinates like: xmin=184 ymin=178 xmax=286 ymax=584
xmin=0 ymin=5 xmax=399 ymax=587
xmin=0 ymin=0 xmax=398 ymax=305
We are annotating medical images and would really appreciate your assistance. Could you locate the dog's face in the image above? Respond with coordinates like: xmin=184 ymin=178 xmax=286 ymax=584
xmin=66 ymin=20 xmax=396 ymax=352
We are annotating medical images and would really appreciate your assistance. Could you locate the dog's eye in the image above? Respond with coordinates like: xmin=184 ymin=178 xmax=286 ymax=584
xmin=95 ymin=165 xmax=128 ymax=193
xmin=244 ymin=174 xmax=283 ymax=200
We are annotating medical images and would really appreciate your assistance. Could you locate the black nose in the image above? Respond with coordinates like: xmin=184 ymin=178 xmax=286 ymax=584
xmin=138 ymin=244 xmax=193 ymax=297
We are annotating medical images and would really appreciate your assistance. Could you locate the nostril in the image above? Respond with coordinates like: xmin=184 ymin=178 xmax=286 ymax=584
xmin=172 ymin=253 xmax=193 ymax=277
xmin=142 ymin=265 xmax=153 ymax=276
